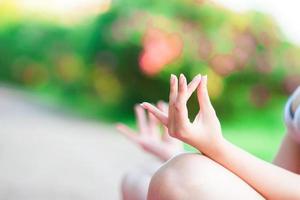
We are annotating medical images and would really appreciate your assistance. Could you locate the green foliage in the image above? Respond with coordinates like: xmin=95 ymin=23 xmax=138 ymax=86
xmin=2 ymin=0 xmax=300 ymax=158
xmin=0 ymin=0 xmax=299 ymax=124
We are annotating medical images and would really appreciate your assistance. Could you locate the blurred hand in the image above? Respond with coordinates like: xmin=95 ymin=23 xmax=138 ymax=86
xmin=116 ymin=102 xmax=183 ymax=161
xmin=141 ymin=74 xmax=223 ymax=155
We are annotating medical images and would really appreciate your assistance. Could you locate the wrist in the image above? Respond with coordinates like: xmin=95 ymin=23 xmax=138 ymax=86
xmin=195 ymin=136 xmax=228 ymax=159
xmin=205 ymin=138 xmax=234 ymax=166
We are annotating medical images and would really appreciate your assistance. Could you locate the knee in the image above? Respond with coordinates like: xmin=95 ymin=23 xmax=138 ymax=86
xmin=147 ymin=153 xmax=216 ymax=200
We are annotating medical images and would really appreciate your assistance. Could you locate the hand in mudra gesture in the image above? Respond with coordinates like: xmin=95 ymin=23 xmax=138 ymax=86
xmin=141 ymin=74 xmax=223 ymax=156
xmin=116 ymin=102 xmax=183 ymax=161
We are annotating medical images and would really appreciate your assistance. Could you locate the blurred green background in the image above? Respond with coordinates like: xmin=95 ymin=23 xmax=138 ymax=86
xmin=1 ymin=0 xmax=300 ymax=161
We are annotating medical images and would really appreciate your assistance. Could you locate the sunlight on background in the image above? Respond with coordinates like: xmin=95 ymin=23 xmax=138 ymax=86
xmin=0 ymin=0 xmax=300 ymax=199
xmin=215 ymin=0 xmax=300 ymax=45
xmin=1 ymin=0 xmax=299 ymax=43
xmin=0 ymin=0 xmax=299 ymax=160
xmin=0 ymin=0 xmax=111 ymax=24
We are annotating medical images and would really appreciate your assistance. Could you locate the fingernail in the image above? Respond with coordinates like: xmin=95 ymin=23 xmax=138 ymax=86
xmin=195 ymin=74 xmax=202 ymax=79
xmin=140 ymin=102 xmax=146 ymax=107
xmin=179 ymin=74 xmax=184 ymax=83
xmin=135 ymin=104 xmax=142 ymax=111
xmin=170 ymin=74 xmax=176 ymax=83
xmin=183 ymin=74 xmax=187 ymax=84
xmin=157 ymin=100 xmax=164 ymax=107
xmin=203 ymin=75 xmax=208 ymax=84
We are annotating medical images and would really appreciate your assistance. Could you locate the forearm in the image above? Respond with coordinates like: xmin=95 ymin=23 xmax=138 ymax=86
xmin=143 ymin=75 xmax=300 ymax=199
xmin=273 ymin=133 xmax=300 ymax=174
xmin=201 ymin=139 xmax=300 ymax=200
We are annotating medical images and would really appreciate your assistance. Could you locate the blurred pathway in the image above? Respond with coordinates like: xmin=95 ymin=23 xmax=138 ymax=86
xmin=0 ymin=87 xmax=156 ymax=200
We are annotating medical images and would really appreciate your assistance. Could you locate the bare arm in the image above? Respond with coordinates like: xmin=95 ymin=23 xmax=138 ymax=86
xmin=274 ymin=87 xmax=300 ymax=173
xmin=143 ymin=74 xmax=300 ymax=200
xmin=273 ymin=133 xmax=300 ymax=174
xmin=211 ymin=137 xmax=300 ymax=200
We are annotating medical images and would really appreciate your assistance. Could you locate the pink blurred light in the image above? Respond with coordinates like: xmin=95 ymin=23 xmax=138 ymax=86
xmin=139 ymin=28 xmax=183 ymax=76
xmin=250 ymin=84 xmax=270 ymax=107
xmin=210 ymin=54 xmax=236 ymax=76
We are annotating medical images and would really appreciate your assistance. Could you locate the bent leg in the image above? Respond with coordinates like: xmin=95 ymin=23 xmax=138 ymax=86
xmin=121 ymin=162 xmax=161 ymax=200
xmin=148 ymin=153 xmax=265 ymax=200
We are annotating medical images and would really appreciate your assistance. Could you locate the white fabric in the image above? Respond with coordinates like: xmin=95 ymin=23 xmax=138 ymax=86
xmin=284 ymin=86 xmax=300 ymax=143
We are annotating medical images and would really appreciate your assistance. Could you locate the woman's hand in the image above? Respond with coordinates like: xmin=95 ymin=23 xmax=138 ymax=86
xmin=116 ymin=102 xmax=183 ymax=161
xmin=141 ymin=74 xmax=223 ymax=156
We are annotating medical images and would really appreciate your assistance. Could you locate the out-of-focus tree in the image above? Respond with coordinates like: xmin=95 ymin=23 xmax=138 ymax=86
xmin=0 ymin=0 xmax=300 ymax=121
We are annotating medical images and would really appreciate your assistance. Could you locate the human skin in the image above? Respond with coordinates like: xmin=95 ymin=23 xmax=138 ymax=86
xmin=118 ymin=76 xmax=300 ymax=200
xmin=116 ymin=102 xmax=184 ymax=162
xmin=142 ymin=74 xmax=300 ymax=200
xmin=274 ymin=90 xmax=300 ymax=173
xmin=273 ymin=133 xmax=300 ymax=174
xmin=148 ymin=153 xmax=265 ymax=200
xmin=117 ymin=102 xmax=184 ymax=200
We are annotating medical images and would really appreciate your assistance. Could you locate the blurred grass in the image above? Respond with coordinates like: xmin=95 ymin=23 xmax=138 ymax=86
xmin=222 ymin=96 xmax=286 ymax=161
xmin=212 ymin=97 xmax=285 ymax=161
xmin=27 ymin=79 xmax=285 ymax=162
xmin=0 ymin=0 xmax=296 ymax=163
xmin=18 ymin=70 xmax=286 ymax=162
